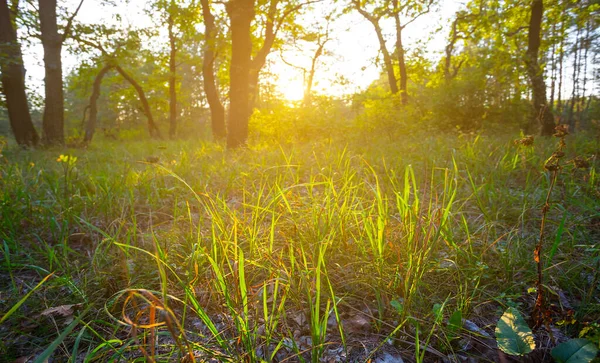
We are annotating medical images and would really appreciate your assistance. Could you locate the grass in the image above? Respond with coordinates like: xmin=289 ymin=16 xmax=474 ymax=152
xmin=0 ymin=128 xmax=598 ymax=362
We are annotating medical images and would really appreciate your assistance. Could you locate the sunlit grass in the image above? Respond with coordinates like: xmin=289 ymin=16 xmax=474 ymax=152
xmin=0 ymin=130 xmax=598 ymax=361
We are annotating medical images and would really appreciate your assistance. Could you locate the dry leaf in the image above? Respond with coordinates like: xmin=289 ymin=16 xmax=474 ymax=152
xmin=342 ymin=314 xmax=371 ymax=334
xmin=40 ymin=304 xmax=82 ymax=319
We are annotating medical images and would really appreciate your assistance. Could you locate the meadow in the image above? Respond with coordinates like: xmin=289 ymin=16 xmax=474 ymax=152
xmin=0 ymin=127 xmax=598 ymax=362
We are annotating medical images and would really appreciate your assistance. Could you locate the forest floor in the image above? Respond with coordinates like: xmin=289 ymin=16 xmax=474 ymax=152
xmin=0 ymin=130 xmax=599 ymax=362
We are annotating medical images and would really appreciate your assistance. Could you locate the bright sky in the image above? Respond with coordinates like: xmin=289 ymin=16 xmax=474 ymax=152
xmin=21 ymin=0 xmax=463 ymax=102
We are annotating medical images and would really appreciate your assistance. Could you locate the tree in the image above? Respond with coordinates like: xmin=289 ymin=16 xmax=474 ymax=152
xmin=167 ymin=4 xmax=177 ymax=138
xmin=352 ymin=0 xmax=398 ymax=95
xmin=83 ymin=63 xmax=113 ymax=143
xmin=352 ymin=0 xmax=434 ymax=104
xmin=200 ymin=0 xmax=226 ymax=140
xmin=225 ymin=0 xmax=255 ymax=148
xmin=525 ymin=0 xmax=555 ymax=136
xmin=0 ymin=0 xmax=39 ymax=146
xmin=38 ymin=0 xmax=84 ymax=145
xmin=75 ymin=32 xmax=163 ymax=141
xmin=248 ymin=0 xmax=313 ymax=109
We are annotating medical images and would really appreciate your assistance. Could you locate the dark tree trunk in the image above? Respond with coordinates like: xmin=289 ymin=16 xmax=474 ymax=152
xmin=579 ymin=21 xmax=589 ymax=129
xmin=354 ymin=5 xmax=398 ymax=94
xmin=83 ymin=64 xmax=113 ymax=144
xmin=392 ymin=0 xmax=407 ymax=104
xmin=567 ymin=31 xmax=579 ymax=130
xmin=200 ymin=0 xmax=226 ymax=140
xmin=525 ymin=0 xmax=555 ymax=136
xmin=168 ymin=11 xmax=177 ymax=139
xmin=304 ymin=40 xmax=326 ymax=106
xmin=0 ymin=0 xmax=39 ymax=146
xmin=549 ymin=22 xmax=556 ymax=113
xmin=225 ymin=0 xmax=255 ymax=149
xmin=115 ymin=65 xmax=162 ymax=138
xmin=39 ymin=0 xmax=64 ymax=145
xmin=557 ymin=27 xmax=564 ymax=117
xmin=248 ymin=0 xmax=278 ymax=109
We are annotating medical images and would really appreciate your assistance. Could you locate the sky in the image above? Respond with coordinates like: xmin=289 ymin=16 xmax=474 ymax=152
xmin=21 ymin=0 xmax=463 ymax=102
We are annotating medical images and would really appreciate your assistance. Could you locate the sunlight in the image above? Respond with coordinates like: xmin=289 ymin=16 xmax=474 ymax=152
xmin=276 ymin=74 xmax=305 ymax=102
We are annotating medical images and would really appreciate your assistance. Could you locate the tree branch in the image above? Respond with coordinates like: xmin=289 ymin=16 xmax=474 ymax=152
xmin=61 ymin=0 xmax=84 ymax=43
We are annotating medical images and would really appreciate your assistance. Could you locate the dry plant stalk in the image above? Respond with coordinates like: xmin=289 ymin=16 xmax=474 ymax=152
xmin=531 ymin=124 xmax=568 ymax=330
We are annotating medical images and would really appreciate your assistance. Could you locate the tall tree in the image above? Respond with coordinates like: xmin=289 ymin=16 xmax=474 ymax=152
xmin=247 ymin=0 xmax=312 ymax=109
xmin=83 ymin=63 xmax=113 ymax=144
xmin=200 ymin=0 xmax=226 ymax=140
xmin=167 ymin=6 xmax=177 ymax=138
xmin=353 ymin=0 xmax=433 ymax=103
xmin=525 ymin=0 xmax=555 ymax=135
xmin=0 ymin=0 xmax=39 ymax=146
xmin=225 ymin=0 xmax=255 ymax=148
xmin=38 ymin=0 xmax=84 ymax=145
xmin=352 ymin=0 xmax=398 ymax=95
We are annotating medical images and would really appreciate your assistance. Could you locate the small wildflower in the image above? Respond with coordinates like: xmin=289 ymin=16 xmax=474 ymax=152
xmin=29 ymin=162 xmax=35 ymax=167
xmin=171 ymin=160 xmax=177 ymax=165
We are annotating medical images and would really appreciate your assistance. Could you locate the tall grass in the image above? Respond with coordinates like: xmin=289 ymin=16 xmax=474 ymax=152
xmin=0 ymin=131 xmax=598 ymax=361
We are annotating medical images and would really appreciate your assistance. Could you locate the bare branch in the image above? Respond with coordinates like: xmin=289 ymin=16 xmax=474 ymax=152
xmin=61 ymin=0 xmax=84 ymax=43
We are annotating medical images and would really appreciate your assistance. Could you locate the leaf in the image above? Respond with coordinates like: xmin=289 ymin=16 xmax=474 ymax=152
xmin=448 ymin=310 xmax=462 ymax=334
xmin=495 ymin=307 xmax=536 ymax=356
xmin=551 ymin=339 xmax=598 ymax=363
xmin=40 ymin=304 xmax=82 ymax=325
xmin=40 ymin=304 xmax=82 ymax=318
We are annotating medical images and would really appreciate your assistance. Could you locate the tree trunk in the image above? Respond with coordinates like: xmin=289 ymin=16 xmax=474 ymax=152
xmin=548 ymin=22 xmax=556 ymax=113
xmin=0 ymin=0 xmax=39 ymax=146
xmin=579 ymin=21 xmax=589 ymax=129
xmin=567 ymin=31 xmax=579 ymax=130
xmin=525 ymin=0 xmax=554 ymax=136
xmin=247 ymin=0 xmax=278 ymax=110
xmin=83 ymin=64 xmax=113 ymax=144
xmin=304 ymin=40 xmax=326 ymax=106
xmin=168 ymin=11 xmax=177 ymax=139
xmin=226 ymin=0 xmax=255 ymax=149
xmin=355 ymin=6 xmax=398 ymax=94
xmin=392 ymin=0 xmax=407 ymax=104
xmin=200 ymin=0 xmax=226 ymax=140
xmin=557 ymin=25 xmax=564 ymax=117
xmin=39 ymin=0 xmax=64 ymax=145
xmin=115 ymin=65 xmax=162 ymax=138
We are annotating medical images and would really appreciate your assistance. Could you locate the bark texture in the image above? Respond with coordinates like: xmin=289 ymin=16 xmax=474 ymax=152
xmin=226 ymin=0 xmax=255 ymax=149
xmin=200 ymin=0 xmax=226 ymax=140
xmin=525 ymin=0 xmax=555 ymax=136
xmin=0 ymin=0 xmax=39 ymax=146
xmin=39 ymin=0 xmax=64 ymax=145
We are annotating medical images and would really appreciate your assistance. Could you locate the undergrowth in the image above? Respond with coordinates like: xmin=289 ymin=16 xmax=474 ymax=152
xmin=0 ymin=130 xmax=598 ymax=362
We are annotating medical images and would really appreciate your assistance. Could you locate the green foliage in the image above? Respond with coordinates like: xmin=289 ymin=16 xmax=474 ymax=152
xmin=551 ymin=339 xmax=599 ymax=363
xmin=495 ymin=307 xmax=536 ymax=356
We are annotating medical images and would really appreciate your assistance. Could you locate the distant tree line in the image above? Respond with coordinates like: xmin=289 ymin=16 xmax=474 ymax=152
xmin=0 ymin=0 xmax=598 ymax=148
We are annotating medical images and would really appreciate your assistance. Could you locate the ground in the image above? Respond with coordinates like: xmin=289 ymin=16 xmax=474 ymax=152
xmin=0 ymin=130 xmax=598 ymax=362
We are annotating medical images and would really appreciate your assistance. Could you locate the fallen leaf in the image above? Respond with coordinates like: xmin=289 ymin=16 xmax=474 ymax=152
xmin=40 ymin=304 xmax=82 ymax=319
xmin=342 ymin=314 xmax=371 ymax=334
